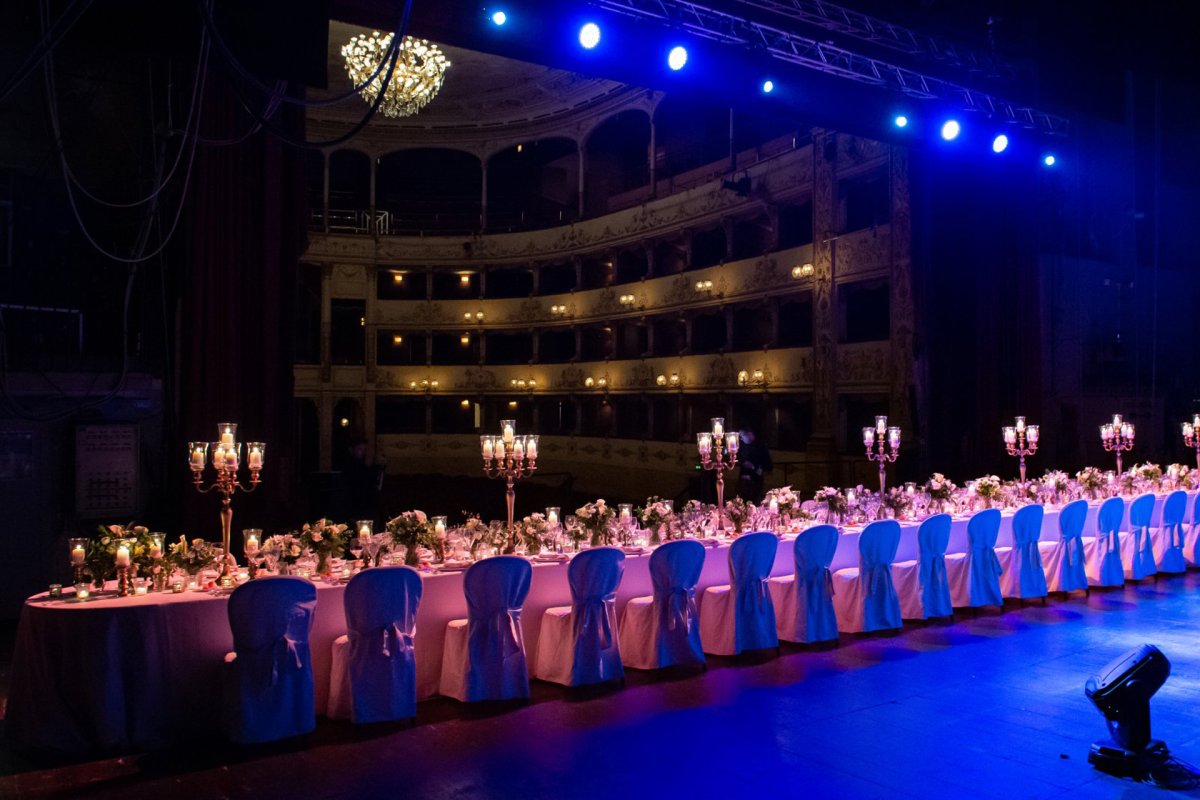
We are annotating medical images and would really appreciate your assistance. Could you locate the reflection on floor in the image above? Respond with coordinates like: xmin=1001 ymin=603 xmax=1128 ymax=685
xmin=4 ymin=574 xmax=1200 ymax=799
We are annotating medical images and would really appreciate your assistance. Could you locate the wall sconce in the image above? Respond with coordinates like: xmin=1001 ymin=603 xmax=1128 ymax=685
xmin=550 ymin=303 xmax=570 ymax=316
xmin=459 ymin=273 xmax=472 ymax=285
xmin=655 ymin=372 xmax=683 ymax=388
xmin=409 ymin=378 xmax=440 ymax=391
xmin=463 ymin=310 xmax=485 ymax=322
xmin=460 ymin=399 xmax=471 ymax=409
xmin=339 ymin=417 xmax=350 ymax=428
xmin=391 ymin=272 xmax=405 ymax=284
xmin=584 ymin=375 xmax=609 ymax=389
xmin=737 ymin=368 xmax=769 ymax=388
xmin=791 ymin=263 xmax=815 ymax=279
xmin=619 ymin=293 xmax=637 ymax=306
xmin=694 ymin=279 xmax=714 ymax=292
xmin=460 ymin=333 xmax=471 ymax=345
xmin=392 ymin=335 xmax=404 ymax=345
xmin=510 ymin=378 xmax=537 ymax=391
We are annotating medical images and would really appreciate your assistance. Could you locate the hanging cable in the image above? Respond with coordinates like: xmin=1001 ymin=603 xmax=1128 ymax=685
xmin=0 ymin=0 xmax=94 ymax=106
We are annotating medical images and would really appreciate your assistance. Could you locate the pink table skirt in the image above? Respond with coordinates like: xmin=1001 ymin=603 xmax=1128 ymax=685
xmin=8 ymin=490 xmax=1194 ymax=754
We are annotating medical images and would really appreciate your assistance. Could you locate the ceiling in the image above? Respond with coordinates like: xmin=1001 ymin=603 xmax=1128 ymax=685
xmin=310 ymin=21 xmax=636 ymax=132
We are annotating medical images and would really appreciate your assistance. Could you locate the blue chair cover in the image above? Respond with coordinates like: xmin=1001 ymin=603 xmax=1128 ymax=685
xmin=1158 ymin=490 xmax=1187 ymax=573
xmin=859 ymin=520 xmax=902 ymax=631
xmin=224 ymin=576 xmax=317 ymax=743
xmin=729 ymin=532 xmax=779 ymax=652
xmin=966 ymin=509 xmax=1003 ymax=607
xmin=1057 ymin=499 xmax=1089 ymax=592
xmin=790 ymin=525 xmax=839 ymax=642
xmin=1011 ymin=504 xmax=1048 ymax=599
xmin=1127 ymin=493 xmax=1157 ymax=579
xmin=916 ymin=514 xmax=952 ymax=618
xmin=1193 ymin=493 xmax=1200 ymax=566
xmin=649 ymin=540 xmax=706 ymax=668
xmin=1095 ymin=496 xmax=1126 ymax=586
xmin=567 ymin=547 xmax=625 ymax=686
xmin=464 ymin=556 xmax=532 ymax=702
xmin=343 ymin=566 xmax=422 ymax=723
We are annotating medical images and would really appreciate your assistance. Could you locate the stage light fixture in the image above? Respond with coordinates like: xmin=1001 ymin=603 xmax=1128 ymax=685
xmin=992 ymin=134 xmax=1009 ymax=153
xmin=579 ymin=22 xmax=601 ymax=49
xmin=761 ymin=80 xmax=774 ymax=94
xmin=668 ymin=46 xmax=688 ymax=71
xmin=941 ymin=119 xmax=960 ymax=141
xmin=1043 ymin=154 xmax=1057 ymax=167
xmin=893 ymin=115 xmax=908 ymax=128
xmin=491 ymin=10 xmax=507 ymax=26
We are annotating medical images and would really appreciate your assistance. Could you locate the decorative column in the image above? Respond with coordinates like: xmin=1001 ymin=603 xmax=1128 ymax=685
xmin=478 ymin=331 xmax=487 ymax=365
xmin=648 ymin=117 xmax=657 ymax=196
xmin=809 ymin=129 xmax=838 ymax=475
xmin=479 ymin=267 xmax=487 ymax=299
xmin=724 ymin=308 xmax=735 ymax=352
xmin=319 ymin=264 xmax=333 ymax=382
xmin=529 ymin=263 xmax=538 ymax=295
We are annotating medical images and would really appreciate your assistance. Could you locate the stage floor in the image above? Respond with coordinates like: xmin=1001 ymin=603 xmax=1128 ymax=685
xmin=4 ymin=573 xmax=1200 ymax=799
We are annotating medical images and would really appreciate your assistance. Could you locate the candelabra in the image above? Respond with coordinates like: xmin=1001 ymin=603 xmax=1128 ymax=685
xmin=187 ymin=423 xmax=265 ymax=578
xmin=1182 ymin=414 xmax=1200 ymax=470
xmin=481 ymin=420 xmax=538 ymax=539
xmin=1100 ymin=414 xmax=1135 ymax=473
xmin=1002 ymin=416 xmax=1040 ymax=484
xmin=862 ymin=415 xmax=901 ymax=500
xmin=697 ymin=417 xmax=739 ymax=532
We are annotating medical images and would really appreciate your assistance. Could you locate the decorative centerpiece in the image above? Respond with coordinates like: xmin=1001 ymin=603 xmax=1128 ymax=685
xmin=167 ymin=537 xmax=219 ymax=587
xmin=863 ymin=415 xmax=901 ymax=496
xmin=1076 ymin=466 xmax=1105 ymax=500
xmin=883 ymin=487 xmax=913 ymax=519
xmin=763 ymin=485 xmax=802 ymax=529
xmin=1133 ymin=462 xmax=1163 ymax=491
xmin=973 ymin=475 xmax=1003 ymax=509
xmin=724 ymin=497 xmax=754 ymax=535
xmin=386 ymin=510 xmax=431 ymax=566
xmin=481 ymin=420 xmax=538 ymax=543
xmin=1100 ymin=414 xmax=1134 ymax=473
xmin=814 ymin=486 xmax=847 ymax=525
xmin=575 ymin=499 xmax=616 ymax=546
xmin=1002 ymin=416 xmax=1039 ymax=484
xmin=187 ymin=424 xmax=265 ymax=578
xmin=638 ymin=497 xmax=676 ymax=544
xmin=1041 ymin=470 xmax=1070 ymax=504
xmin=262 ymin=533 xmax=303 ymax=574
xmin=924 ymin=473 xmax=957 ymax=514
xmin=299 ymin=518 xmax=348 ymax=575
xmin=696 ymin=417 xmax=739 ymax=532
xmin=518 ymin=513 xmax=548 ymax=556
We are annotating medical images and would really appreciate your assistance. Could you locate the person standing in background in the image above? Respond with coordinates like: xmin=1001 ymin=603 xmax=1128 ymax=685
xmin=737 ymin=429 xmax=771 ymax=503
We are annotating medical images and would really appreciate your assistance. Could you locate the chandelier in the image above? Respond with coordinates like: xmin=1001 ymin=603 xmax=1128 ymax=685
xmin=341 ymin=32 xmax=450 ymax=119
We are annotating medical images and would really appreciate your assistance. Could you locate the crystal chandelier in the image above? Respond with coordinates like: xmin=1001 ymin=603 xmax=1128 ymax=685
xmin=341 ymin=32 xmax=450 ymax=119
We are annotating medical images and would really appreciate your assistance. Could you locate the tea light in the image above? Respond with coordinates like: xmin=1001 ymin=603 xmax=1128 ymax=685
xmin=341 ymin=566 xmax=353 ymax=579
xmin=546 ymin=507 xmax=560 ymax=527
xmin=70 ymin=540 xmax=86 ymax=565
xmin=134 ymin=579 xmax=148 ymax=596
xmin=171 ymin=580 xmax=185 ymax=593
xmin=74 ymin=583 xmax=91 ymax=600
xmin=187 ymin=577 xmax=200 ymax=591
xmin=846 ymin=488 xmax=856 ymax=505
xmin=219 ymin=575 xmax=235 ymax=589
xmin=48 ymin=584 xmax=63 ymax=598
xmin=769 ymin=497 xmax=779 ymax=514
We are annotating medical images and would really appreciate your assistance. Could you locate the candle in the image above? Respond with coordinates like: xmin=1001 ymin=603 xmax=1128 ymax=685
xmin=726 ymin=433 xmax=740 ymax=454
xmin=846 ymin=489 xmax=856 ymax=505
xmin=1112 ymin=414 xmax=1123 ymax=429
xmin=501 ymin=420 xmax=515 ymax=445
xmin=619 ymin=504 xmax=631 ymax=522
xmin=115 ymin=545 xmax=131 ymax=568
xmin=547 ymin=507 xmax=559 ymax=526
xmin=481 ymin=435 xmax=494 ymax=459
xmin=887 ymin=427 xmax=901 ymax=450
xmin=1027 ymin=425 xmax=1039 ymax=444
xmin=526 ymin=435 xmax=538 ymax=460
xmin=219 ymin=423 xmax=236 ymax=447
xmin=862 ymin=427 xmax=875 ymax=447
xmin=513 ymin=436 xmax=525 ymax=459
xmin=245 ymin=534 xmax=259 ymax=554
xmin=711 ymin=418 xmax=724 ymax=438
xmin=171 ymin=581 xmax=185 ymax=593
xmin=358 ymin=521 xmax=372 ymax=540
xmin=49 ymin=584 xmax=63 ymax=598
xmin=134 ymin=581 xmax=148 ymax=596
xmin=1185 ymin=423 xmax=1194 ymax=438
xmin=191 ymin=446 xmax=205 ymax=470
xmin=75 ymin=585 xmax=91 ymax=600
xmin=1003 ymin=426 xmax=1016 ymax=445
xmin=905 ymin=482 xmax=916 ymax=495
xmin=1015 ymin=416 xmax=1026 ymax=433
xmin=768 ymin=498 xmax=779 ymax=514
xmin=212 ymin=443 xmax=225 ymax=468
xmin=697 ymin=432 xmax=712 ymax=456
xmin=225 ymin=448 xmax=237 ymax=468
xmin=876 ymin=415 xmax=888 ymax=434
xmin=149 ymin=542 xmax=162 ymax=559
xmin=248 ymin=446 xmax=263 ymax=470
xmin=434 ymin=517 xmax=447 ymax=538
xmin=71 ymin=544 xmax=86 ymax=565
xmin=1125 ymin=423 xmax=1135 ymax=440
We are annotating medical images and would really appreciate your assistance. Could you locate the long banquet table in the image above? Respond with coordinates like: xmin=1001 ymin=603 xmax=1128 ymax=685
xmin=8 ymin=491 xmax=1196 ymax=754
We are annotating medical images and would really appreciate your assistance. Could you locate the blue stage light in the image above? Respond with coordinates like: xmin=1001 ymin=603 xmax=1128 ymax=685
xmin=1043 ymin=154 xmax=1057 ymax=167
xmin=579 ymin=22 xmax=601 ymax=49
xmin=491 ymin=10 xmax=507 ymax=26
xmin=668 ymin=46 xmax=688 ymax=71
xmin=761 ymin=80 xmax=774 ymax=94
xmin=992 ymin=134 xmax=1009 ymax=153
xmin=941 ymin=119 xmax=960 ymax=140
xmin=893 ymin=115 xmax=908 ymax=128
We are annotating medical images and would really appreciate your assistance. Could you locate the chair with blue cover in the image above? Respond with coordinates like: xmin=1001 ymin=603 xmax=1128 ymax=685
xmin=619 ymin=540 xmax=706 ymax=670
xmin=222 ymin=576 xmax=317 ymax=744
xmin=1042 ymin=499 xmax=1089 ymax=593
xmin=831 ymin=520 xmax=903 ymax=633
xmin=768 ymin=525 xmax=839 ymax=643
xmin=891 ymin=514 xmax=953 ymax=620
xmin=946 ymin=509 xmax=1003 ymax=608
xmin=1085 ymin=496 xmax=1126 ymax=587
xmin=1157 ymin=490 xmax=1188 ymax=574
xmin=440 ymin=556 xmax=533 ymax=702
xmin=997 ymin=504 xmax=1049 ymax=602
xmin=699 ymin=532 xmax=780 ymax=655
xmin=535 ymin=547 xmax=626 ymax=686
xmin=1121 ymin=493 xmax=1157 ymax=580
xmin=327 ymin=566 xmax=422 ymax=724
xmin=1186 ymin=493 xmax=1200 ymax=567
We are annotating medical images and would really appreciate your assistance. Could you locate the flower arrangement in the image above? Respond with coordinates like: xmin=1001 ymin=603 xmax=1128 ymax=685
xmin=463 ymin=516 xmax=499 ymax=558
xmin=1166 ymin=463 xmax=1194 ymax=490
xmin=1076 ymin=467 xmax=1105 ymax=498
xmin=1134 ymin=462 xmax=1163 ymax=487
xmin=519 ymin=513 xmax=549 ymax=555
xmin=725 ymin=497 xmax=755 ymax=535
xmin=974 ymin=475 xmax=1003 ymax=507
xmin=1041 ymin=470 xmax=1070 ymax=500
xmin=87 ymin=523 xmax=151 ymax=585
xmin=882 ymin=487 xmax=913 ymax=518
xmin=924 ymin=473 xmax=957 ymax=503
xmin=575 ymin=499 xmax=616 ymax=546
xmin=387 ymin=510 xmax=432 ymax=566
xmin=300 ymin=518 xmax=348 ymax=574
xmin=680 ymin=499 xmax=715 ymax=537
xmin=262 ymin=532 xmax=304 ymax=570
xmin=813 ymin=487 xmax=847 ymax=522
xmin=763 ymin=486 xmax=803 ymax=520
xmin=638 ymin=496 xmax=677 ymax=544
xmin=168 ymin=536 xmax=220 ymax=577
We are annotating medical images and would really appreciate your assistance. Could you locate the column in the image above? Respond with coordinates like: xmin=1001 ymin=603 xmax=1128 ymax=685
xmin=319 ymin=264 xmax=332 ymax=382
xmin=479 ymin=267 xmax=487 ymax=299
xmin=530 ymin=263 xmax=539 ymax=295
xmin=425 ymin=397 xmax=433 ymax=435
xmin=573 ymin=256 xmax=583 ymax=289
xmin=809 ymin=129 xmax=838 ymax=473
xmin=645 ymin=321 xmax=656 ymax=358
xmin=318 ymin=391 xmax=333 ymax=471
xmin=683 ymin=314 xmax=694 ymax=354
xmin=643 ymin=241 xmax=656 ymax=278
xmin=648 ymin=117 xmax=657 ymax=196
xmin=530 ymin=329 xmax=538 ymax=361
xmin=481 ymin=158 xmax=489 ymax=230
xmin=722 ymin=217 xmax=735 ymax=261
xmin=322 ymin=151 xmax=330 ymax=233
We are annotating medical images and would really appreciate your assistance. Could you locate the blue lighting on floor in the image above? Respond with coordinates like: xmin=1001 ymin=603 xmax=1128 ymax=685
xmin=761 ymin=80 xmax=774 ymax=94
xmin=992 ymin=134 xmax=1009 ymax=154
xmin=668 ymin=46 xmax=688 ymax=71
xmin=893 ymin=115 xmax=908 ymax=128
xmin=1043 ymin=154 xmax=1057 ymax=167
xmin=941 ymin=120 xmax=961 ymax=141
xmin=491 ymin=10 xmax=507 ymax=26
xmin=579 ymin=22 xmax=601 ymax=49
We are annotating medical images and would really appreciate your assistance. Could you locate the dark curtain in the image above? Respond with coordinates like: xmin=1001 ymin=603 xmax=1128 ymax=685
xmin=174 ymin=70 xmax=307 ymax=536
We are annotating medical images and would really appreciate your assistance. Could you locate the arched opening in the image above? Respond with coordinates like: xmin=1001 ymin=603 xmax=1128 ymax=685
xmin=376 ymin=148 xmax=482 ymax=234
xmin=584 ymin=109 xmax=650 ymax=216
xmin=487 ymin=137 xmax=579 ymax=230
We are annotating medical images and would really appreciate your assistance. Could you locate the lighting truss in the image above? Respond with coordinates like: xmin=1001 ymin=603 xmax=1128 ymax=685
xmin=588 ymin=0 xmax=1069 ymax=135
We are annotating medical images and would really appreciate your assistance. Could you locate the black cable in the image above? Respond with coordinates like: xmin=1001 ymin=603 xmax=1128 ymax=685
xmin=0 ymin=0 xmax=94 ymax=106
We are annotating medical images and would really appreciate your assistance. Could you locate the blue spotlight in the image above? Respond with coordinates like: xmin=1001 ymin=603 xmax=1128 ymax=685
xmin=668 ymin=46 xmax=688 ymax=71
xmin=941 ymin=119 xmax=961 ymax=140
xmin=762 ymin=79 xmax=775 ymax=94
xmin=491 ymin=10 xmax=507 ymax=26
xmin=893 ymin=115 xmax=909 ymax=128
xmin=1043 ymin=154 xmax=1057 ymax=167
xmin=992 ymin=134 xmax=1009 ymax=153
xmin=579 ymin=22 xmax=601 ymax=49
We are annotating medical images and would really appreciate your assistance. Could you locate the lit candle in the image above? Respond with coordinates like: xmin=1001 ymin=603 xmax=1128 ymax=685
xmin=862 ymin=427 xmax=875 ymax=447
xmin=434 ymin=517 xmax=447 ymax=538
xmin=1125 ymin=423 xmax=1135 ymax=440
xmin=619 ymin=504 xmax=632 ymax=522
xmin=846 ymin=488 xmax=856 ymax=505
xmin=502 ymin=421 xmax=515 ymax=445
xmin=71 ymin=544 xmax=86 ymax=565
xmin=768 ymin=497 xmax=779 ymax=514
xmin=526 ymin=435 xmax=538 ymax=460
xmin=220 ymin=424 xmax=235 ymax=447
xmin=1003 ymin=426 xmax=1016 ymax=445
xmin=711 ymin=417 xmax=724 ymax=438
xmin=547 ymin=507 xmax=559 ymax=526
xmin=191 ymin=445 xmax=205 ymax=470
xmin=245 ymin=534 xmax=259 ymax=554
xmin=75 ymin=585 xmax=91 ymax=600
xmin=1185 ymin=423 xmax=1193 ymax=438
xmin=513 ymin=436 xmax=525 ymax=459
xmin=888 ymin=427 xmax=901 ymax=450
xmin=725 ymin=432 xmax=739 ymax=454
xmin=1027 ymin=425 xmax=1039 ymax=444
xmin=248 ymin=444 xmax=263 ymax=470
xmin=149 ymin=541 xmax=162 ymax=559
xmin=1015 ymin=416 xmax=1026 ymax=433
xmin=171 ymin=581 xmax=184 ymax=593
xmin=212 ymin=443 xmax=225 ymax=468
xmin=905 ymin=482 xmax=916 ymax=495
xmin=876 ymin=415 xmax=888 ymax=434
xmin=697 ymin=432 xmax=712 ymax=456
xmin=481 ymin=435 xmax=494 ymax=459
xmin=115 ymin=545 xmax=131 ymax=568
xmin=1193 ymin=414 xmax=1200 ymax=429
xmin=134 ymin=582 xmax=148 ymax=596
xmin=225 ymin=448 xmax=237 ymax=469
xmin=1112 ymin=414 xmax=1123 ymax=429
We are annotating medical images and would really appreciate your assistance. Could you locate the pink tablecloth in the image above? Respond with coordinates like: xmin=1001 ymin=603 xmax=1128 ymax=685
xmin=8 ymin=490 xmax=1194 ymax=753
